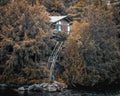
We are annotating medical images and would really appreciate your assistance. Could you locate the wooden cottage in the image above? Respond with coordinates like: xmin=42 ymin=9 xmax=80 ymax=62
xmin=49 ymin=16 xmax=72 ymax=34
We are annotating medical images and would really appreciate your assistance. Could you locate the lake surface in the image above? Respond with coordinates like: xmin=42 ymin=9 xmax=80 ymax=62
xmin=0 ymin=87 xmax=120 ymax=96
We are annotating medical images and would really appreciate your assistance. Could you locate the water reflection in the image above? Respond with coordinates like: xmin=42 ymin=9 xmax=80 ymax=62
xmin=0 ymin=88 xmax=120 ymax=96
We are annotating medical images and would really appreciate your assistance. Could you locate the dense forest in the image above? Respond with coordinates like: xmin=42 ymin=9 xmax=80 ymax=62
xmin=0 ymin=0 xmax=120 ymax=87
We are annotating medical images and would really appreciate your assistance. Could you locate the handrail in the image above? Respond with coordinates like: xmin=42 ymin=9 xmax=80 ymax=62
xmin=48 ymin=42 xmax=59 ymax=62
xmin=48 ymin=41 xmax=64 ymax=82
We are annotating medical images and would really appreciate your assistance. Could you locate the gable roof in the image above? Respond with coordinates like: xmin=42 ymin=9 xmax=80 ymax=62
xmin=49 ymin=16 xmax=67 ymax=23
xmin=49 ymin=16 xmax=74 ymax=23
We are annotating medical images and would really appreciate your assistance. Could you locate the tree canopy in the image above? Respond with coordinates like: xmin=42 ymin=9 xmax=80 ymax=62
xmin=0 ymin=0 xmax=51 ymax=83
xmin=62 ymin=5 xmax=120 ymax=86
xmin=0 ymin=0 xmax=120 ymax=86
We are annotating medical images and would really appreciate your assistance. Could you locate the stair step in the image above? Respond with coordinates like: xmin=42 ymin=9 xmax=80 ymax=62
xmin=48 ymin=41 xmax=64 ymax=81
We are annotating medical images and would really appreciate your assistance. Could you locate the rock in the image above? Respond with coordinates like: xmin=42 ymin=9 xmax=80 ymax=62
xmin=17 ymin=81 xmax=67 ymax=92
xmin=53 ymin=83 xmax=58 ymax=87
xmin=28 ymin=84 xmax=42 ymax=91
xmin=0 ymin=84 xmax=7 ymax=87
xmin=0 ymin=84 xmax=7 ymax=89
xmin=54 ymin=81 xmax=67 ymax=88
xmin=28 ymin=85 xmax=34 ymax=91
xmin=40 ymin=81 xmax=67 ymax=92
xmin=39 ymin=83 xmax=45 ymax=87
xmin=42 ymin=83 xmax=49 ymax=88
xmin=18 ymin=87 xmax=25 ymax=91
xmin=47 ymin=84 xmax=57 ymax=92
xmin=33 ymin=84 xmax=42 ymax=91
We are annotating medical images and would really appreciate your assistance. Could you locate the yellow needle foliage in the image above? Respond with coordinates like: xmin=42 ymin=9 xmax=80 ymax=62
xmin=0 ymin=0 xmax=50 ymax=83
xmin=62 ymin=5 xmax=120 ymax=86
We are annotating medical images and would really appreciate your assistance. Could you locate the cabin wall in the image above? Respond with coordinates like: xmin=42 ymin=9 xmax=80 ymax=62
xmin=61 ymin=20 xmax=69 ymax=33
xmin=51 ymin=19 xmax=71 ymax=34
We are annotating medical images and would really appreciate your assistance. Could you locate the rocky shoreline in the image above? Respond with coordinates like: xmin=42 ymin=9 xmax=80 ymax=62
xmin=0 ymin=80 xmax=120 ymax=92
xmin=0 ymin=81 xmax=67 ymax=92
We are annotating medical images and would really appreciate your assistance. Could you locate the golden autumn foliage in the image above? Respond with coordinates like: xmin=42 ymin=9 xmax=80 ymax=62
xmin=40 ymin=0 xmax=66 ymax=15
xmin=62 ymin=5 xmax=120 ymax=86
xmin=17 ymin=77 xmax=27 ymax=84
xmin=0 ymin=0 xmax=52 ymax=83
xmin=71 ymin=21 xmax=89 ymax=38
xmin=57 ymin=77 xmax=64 ymax=83
xmin=61 ymin=21 xmax=90 ymax=85
xmin=67 ymin=0 xmax=104 ymax=21
xmin=0 ymin=0 xmax=120 ymax=87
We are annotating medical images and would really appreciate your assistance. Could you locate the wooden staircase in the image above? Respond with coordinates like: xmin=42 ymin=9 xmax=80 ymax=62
xmin=48 ymin=41 xmax=64 ymax=81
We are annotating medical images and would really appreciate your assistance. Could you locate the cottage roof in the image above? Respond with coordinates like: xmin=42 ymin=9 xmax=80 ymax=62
xmin=50 ymin=16 xmax=70 ymax=23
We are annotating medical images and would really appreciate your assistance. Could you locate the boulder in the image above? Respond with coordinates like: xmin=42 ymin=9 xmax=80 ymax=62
xmin=18 ymin=81 xmax=67 ymax=92
xmin=18 ymin=87 xmax=25 ymax=91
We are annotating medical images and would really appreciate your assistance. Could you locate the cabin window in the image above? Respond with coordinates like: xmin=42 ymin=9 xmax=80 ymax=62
xmin=55 ymin=25 xmax=59 ymax=30
xmin=53 ymin=21 xmax=61 ymax=31
xmin=67 ymin=24 xmax=70 ymax=32
xmin=58 ymin=26 xmax=61 ymax=31
xmin=58 ymin=21 xmax=61 ymax=31
xmin=52 ymin=23 xmax=59 ymax=31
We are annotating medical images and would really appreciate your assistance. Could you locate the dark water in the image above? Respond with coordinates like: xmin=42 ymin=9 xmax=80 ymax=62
xmin=0 ymin=88 xmax=120 ymax=96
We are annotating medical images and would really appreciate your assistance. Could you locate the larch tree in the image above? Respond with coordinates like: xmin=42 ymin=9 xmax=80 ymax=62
xmin=62 ymin=5 xmax=120 ymax=86
xmin=61 ymin=21 xmax=88 ymax=85
xmin=0 ymin=0 xmax=51 ymax=83
xmin=67 ymin=0 xmax=103 ymax=21
xmin=40 ymin=0 xmax=66 ymax=15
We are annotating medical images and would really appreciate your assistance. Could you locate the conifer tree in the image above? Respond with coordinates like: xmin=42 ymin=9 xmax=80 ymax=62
xmin=67 ymin=0 xmax=103 ymax=21
xmin=62 ymin=5 xmax=120 ymax=86
xmin=41 ymin=0 xmax=66 ymax=15
xmin=0 ymin=0 xmax=50 ymax=83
